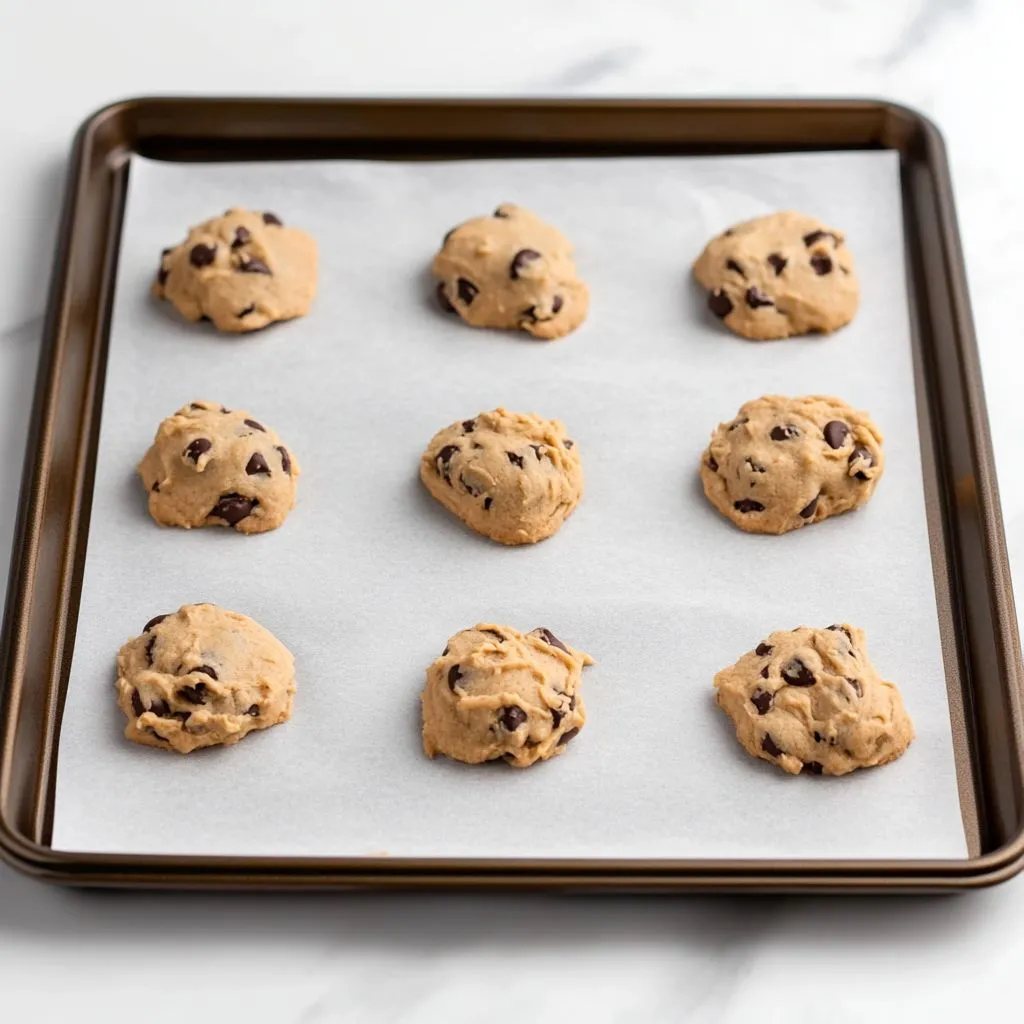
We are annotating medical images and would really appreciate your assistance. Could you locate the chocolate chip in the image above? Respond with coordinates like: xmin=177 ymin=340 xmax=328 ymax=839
xmin=144 ymin=614 xmax=168 ymax=633
xmin=151 ymin=481 xmax=160 ymax=492
xmin=551 ymin=295 xmax=564 ymax=314
xmin=725 ymin=258 xmax=746 ymax=278
xmin=209 ymin=493 xmax=257 ymax=526
xmin=459 ymin=474 xmax=482 ymax=497
xmin=510 ymin=248 xmax=541 ymax=279
xmin=803 ymin=230 xmax=838 ymax=247
xmin=500 ymin=706 xmax=527 ymax=731
xmin=276 ymin=446 xmax=292 ymax=475
xmin=238 ymin=256 xmax=271 ymax=275
xmin=185 ymin=438 xmax=212 ymax=462
xmin=442 ymin=645 xmax=450 ymax=656
xmin=462 ymin=419 xmax=476 ymax=433
xmin=810 ymin=254 xmax=833 ymax=275
xmin=178 ymin=683 xmax=208 ymax=705
xmin=770 ymin=425 xmax=799 ymax=441
xmin=442 ymin=227 xmax=456 ymax=246
xmin=799 ymin=495 xmax=819 ymax=519
xmin=199 ymin=315 xmax=212 ymax=323
xmin=131 ymin=689 xmax=145 ymax=717
xmin=751 ymin=689 xmax=773 ymax=714
xmin=803 ymin=761 xmax=824 ymax=775
xmin=534 ymin=627 xmax=570 ymax=654
xmin=564 ymin=439 xmax=574 ymax=449
xmin=850 ymin=447 xmax=875 ymax=480
xmin=745 ymin=287 xmax=774 ymax=309
xmin=823 ymin=421 xmax=849 ymax=448
xmin=221 ymin=407 xmax=231 ymax=414
xmin=483 ymin=497 xmax=493 ymax=511
xmin=456 ymin=278 xmax=478 ymax=305
xmin=828 ymin=624 xmax=854 ymax=641
xmin=246 ymin=704 xmax=260 ymax=717
xmin=551 ymin=708 xmax=563 ymax=729
xmin=262 ymin=212 xmax=282 ymax=226
xmin=237 ymin=304 xmax=256 ymax=318
xmin=558 ymin=727 xmax=579 ymax=746
xmin=734 ymin=499 xmax=765 ymax=513
xmin=161 ymin=247 xmax=173 ymax=257
xmin=232 ymin=227 xmax=251 ymax=249
xmin=150 ymin=699 xmax=171 ymax=718
xmin=755 ymin=642 xmax=773 ymax=656
xmin=246 ymin=452 xmax=270 ymax=476
xmin=813 ymin=731 xmax=823 ymax=743
xmin=520 ymin=306 xmax=539 ymax=323
xmin=707 ymin=455 xmax=719 ymax=472
xmin=506 ymin=451 xmax=524 ymax=468
xmin=148 ymin=729 xmax=168 ymax=741
xmin=722 ymin=228 xmax=734 ymax=237
xmin=729 ymin=417 xmax=749 ymax=432
xmin=244 ymin=419 xmax=266 ymax=432
xmin=760 ymin=666 xmax=769 ymax=679
xmin=145 ymin=636 xmax=156 ymax=665
xmin=435 ymin=444 xmax=460 ymax=484
xmin=529 ymin=444 xmax=546 ymax=460
xmin=157 ymin=267 xmax=169 ymax=286
xmin=708 ymin=289 xmax=733 ymax=318
xmin=189 ymin=244 xmax=216 ymax=268
xmin=767 ymin=253 xmax=787 ymax=275
xmin=481 ymin=628 xmax=505 ymax=642
xmin=436 ymin=282 xmax=456 ymax=314
xmin=190 ymin=402 xmax=206 ymax=411
xmin=782 ymin=658 xmax=815 ymax=687
xmin=847 ymin=677 xmax=863 ymax=697
xmin=745 ymin=456 xmax=766 ymax=473
xmin=448 ymin=665 xmax=463 ymax=690
xmin=761 ymin=734 xmax=783 ymax=758
xmin=493 ymin=207 xmax=510 ymax=218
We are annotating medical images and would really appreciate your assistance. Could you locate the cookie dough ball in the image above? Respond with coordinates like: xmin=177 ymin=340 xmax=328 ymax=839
xmin=419 ymin=408 xmax=583 ymax=545
xmin=139 ymin=400 xmax=300 ymax=535
xmin=422 ymin=624 xmax=592 ymax=767
xmin=701 ymin=395 xmax=884 ymax=535
xmin=714 ymin=624 xmax=914 ymax=776
xmin=433 ymin=203 xmax=589 ymax=340
xmin=693 ymin=212 xmax=859 ymax=340
xmin=116 ymin=603 xmax=295 ymax=754
xmin=153 ymin=207 xmax=317 ymax=332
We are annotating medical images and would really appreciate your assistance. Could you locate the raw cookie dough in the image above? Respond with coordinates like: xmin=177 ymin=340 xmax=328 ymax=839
xmin=116 ymin=603 xmax=295 ymax=754
xmin=153 ymin=207 xmax=317 ymax=332
xmin=432 ymin=203 xmax=589 ymax=340
xmin=693 ymin=211 xmax=859 ymax=340
xmin=139 ymin=400 xmax=300 ymax=535
xmin=714 ymin=624 xmax=914 ymax=776
xmin=419 ymin=407 xmax=583 ymax=545
xmin=700 ymin=395 xmax=884 ymax=535
xmin=422 ymin=624 xmax=593 ymax=767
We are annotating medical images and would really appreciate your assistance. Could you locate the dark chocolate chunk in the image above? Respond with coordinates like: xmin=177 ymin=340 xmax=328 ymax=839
xmin=734 ymin=498 xmax=765 ymax=513
xmin=460 ymin=473 xmax=482 ymax=497
xmin=481 ymin=628 xmax=505 ymax=642
xmin=551 ymin=708 xmax=563 ymax=729
xmin=810 ymin=254 xmax=833 ymax=276
xmin=824 ymin=420 xmax=849 ymax=449
xmin=850 ymin=447 xmax=875 ymax=480
xmin=262 ymin=212 xmax=283 ymax=226
xmin=760 ymin=666 xmax=770 ymax=679
xmin=767 ymin=253 xmax=787 ymax=275
xmin=456 ymin=278 xmax=478 ymax=305
xmin=802 ymin=229 xmax=838 ymax=247
xmin=802 ymin=761 xmax=824 ymax=775
xmin=483 ymin=497 xmax=493 ymax=511
xmin=533 ymin=627 xmax=570 ymax=655
xmin=799 ymin=495 xmax=819 ymax=519
xmin=847 ymin=677 xmax=863 ymax=697
xmin=192 ymin=665 xmax=217 ymax=679
xmin=510 ymin=248 xmax=541 ymax=279
xmin=493 ymin=207 xmax=510 ymax=218
xmin=178 ymin=683 xmax=208 ymax=705
xmin=244 ymin=419 xmax=265 ymax=432
xmin=150 ymin=699 xmax=171 ymax=718
xmin=442 ymin=227 xmax=456 ymax=246
xmin=145 ymin=636 xmax=156 ymax=665
xmin=436 ymin=282 xmax=457 ymax=314
xmin=506 ymin=451 xmax=525 ymax=468
xmin=435 ymin=444 xmax=460 ymax=484
xmin=761 ymin=733 xmax=784 ymax=758
xmin=237 ymin=304 xmax=256 ymax=318
xmin=725 ymin=258 xmax=746 ymax=278
xmin=813 ymin=731 xmax=823 ymax=743
xmin=828 ymin=624 xmax=854 ymax=641
xmin=564 ymin=439 xmax=574 ymax=449
xmin=131 ymin=689 xmax=145 ymax=717
xmin=782 ymin=658 xmax=816 ymax=687
xmin=558 ymin=727 xmax=580 ymax=746
xmin=448 ymin=665 xmax=463 ymax=690
xmin=770 ymin=425 xmax=799 ymax=441
xmin=529 ymin=444 xmax=546 ymax=460
xmin=209 ymin=493 xmax=257 ymax=526
xmin=499 ymin=706 xmax=527 ymax=731
xmin=189 ymin=244 xmax=216 ymax=268
xmin=185 ymin=438 xmax=212 ymax=462
xmin=144 ymin=614 xmax=168 ymax=633
xmin=462 ymin=419 xmax=476 ymax=433
xmin=246 ymin=452 xmax=270 ymax=476
xmin=246 ymin=704 xmax=260 ymax=717
xmin=238 ymin=256 xmax=271 ymax=275
xmin=232 ymin=226 xmax=251 ymax=249
xmin=745 ymin=456 xmax=766 ymax=473
xmin=708 ymin=289 xmax=733 ymax=318
xmin=151 ymin=481 xmax=160 ymax=493
xmin=551 ymin=295 xmax=564 ymax=314
xmin=755 ymin=642 xmax=773 ymax=656
xmin=751 ymin=689 xmax=773 ymax=715
xmin=745 ymin=287 xmax=774 ymax=309
xmin=276 ymin=446 xmax=292 ymax=475
xmin=707 ymin=454 xmax=719 ymax=472
xmin=157 ymin=267 xmax=169 ymax=287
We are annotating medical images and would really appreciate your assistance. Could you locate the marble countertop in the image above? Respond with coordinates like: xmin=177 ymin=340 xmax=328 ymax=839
xmin=2 ymin=0 xmax=1023 ymax=1019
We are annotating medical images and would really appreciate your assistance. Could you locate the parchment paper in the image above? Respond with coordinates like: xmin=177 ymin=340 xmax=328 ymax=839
xmin=51 ymin=151 xmax=968 ymax=859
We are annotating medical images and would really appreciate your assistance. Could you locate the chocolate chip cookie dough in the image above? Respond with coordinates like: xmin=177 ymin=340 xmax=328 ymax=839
xmin=693 ymin=212 xmax=859 ymax=340
xmin=419 ymin=408 xmax=583 ymax=545
xmin=117 ymin=604 xmax=295 ymax=753
xmin=714 ymin=625 xmax=914 ymax=776
xmin=701 ymin=395 xmax=884 ymax=535
xmin=422 ymin=624 xmax=592 ymax=767
xmin=153 ymin=207 xmax=317 ymax=332
xmin=139 ymin=400 xmax=299 ymax=534
xmin=433 ymin=203 xmax=589 ymax=339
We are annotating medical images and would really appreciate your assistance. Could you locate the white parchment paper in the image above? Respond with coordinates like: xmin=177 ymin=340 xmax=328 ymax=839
xmin=51 ymin=151 xmax=968 ymax=859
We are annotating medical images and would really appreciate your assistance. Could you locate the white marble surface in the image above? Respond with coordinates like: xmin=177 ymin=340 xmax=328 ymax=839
xmin=2 ymin=0 xmax=1024 ymax=1019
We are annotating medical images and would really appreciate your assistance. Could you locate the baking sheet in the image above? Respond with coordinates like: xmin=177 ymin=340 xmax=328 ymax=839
xmin=51 ymin=151 xmax=968 ymax=859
